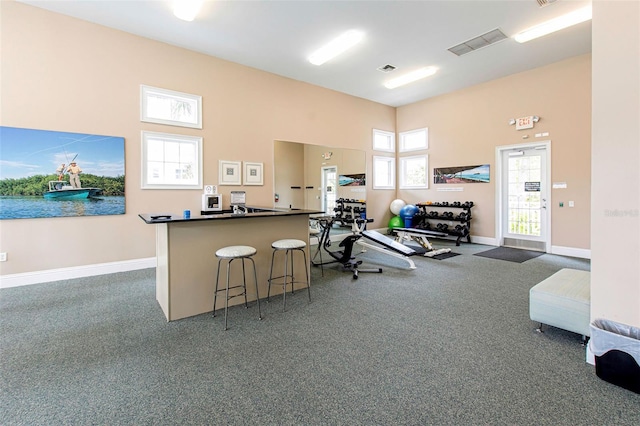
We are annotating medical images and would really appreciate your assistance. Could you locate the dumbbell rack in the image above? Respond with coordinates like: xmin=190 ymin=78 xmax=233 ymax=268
xmin=333 ymin=198 xmax=366 ymax=227
xmin=414 ymin=201 xmax=474 ymax=246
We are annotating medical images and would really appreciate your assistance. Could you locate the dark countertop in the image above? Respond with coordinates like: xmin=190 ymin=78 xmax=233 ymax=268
xmin=138 ymin=206 xmax=324 ymax=224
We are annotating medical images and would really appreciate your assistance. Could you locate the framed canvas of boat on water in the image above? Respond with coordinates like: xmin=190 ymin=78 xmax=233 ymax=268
xmin=0 ymin=126 xmax=125 ymax=220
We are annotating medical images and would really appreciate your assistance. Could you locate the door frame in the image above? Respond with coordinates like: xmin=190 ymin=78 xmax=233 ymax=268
xmin=495 ymin=140 xmax=552 ymax=252
xmin=321 ymin=165 xmax=337 ymax=214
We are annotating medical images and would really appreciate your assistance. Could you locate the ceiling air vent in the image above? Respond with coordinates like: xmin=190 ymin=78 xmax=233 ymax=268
xmin=448 ymin=28 xmax=508 ymax=56
xmin=377 ymin=64 xmax=397 ymax=73
xmin=536 ymin=0 xmax=559 ymax=7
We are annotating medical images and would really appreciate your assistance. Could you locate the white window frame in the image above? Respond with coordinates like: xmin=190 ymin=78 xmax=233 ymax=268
xmin=399 ymin=127 xmax=428 ymax=152
xmin=372 ymin=156 xmax=395 ymax=190
xmin=372 ymin=129 xmax=395 ymax=152
xmin=140 ymin=85 xmax=202 ymax=129
xmin=399 ymin=154 xmax=429 ymax=189
xmin=141 ymin=131 xmax=203 ymax=189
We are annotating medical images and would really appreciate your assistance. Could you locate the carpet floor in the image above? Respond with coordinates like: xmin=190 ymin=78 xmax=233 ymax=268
xmin=1 ymin=240 xmax=639 ymax=425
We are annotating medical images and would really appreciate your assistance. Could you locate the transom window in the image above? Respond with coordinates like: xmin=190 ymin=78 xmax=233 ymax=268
xmin=399 ymin=128 xmax=428 ymax=152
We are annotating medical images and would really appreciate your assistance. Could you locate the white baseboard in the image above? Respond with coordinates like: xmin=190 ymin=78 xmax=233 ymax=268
xmin=0 ymin=257 xmax=157 ymax=289
xmin=469 ymin=235 xmax=498 ymax=246
xmin=551 ymin=245 xmax=591 ymax=259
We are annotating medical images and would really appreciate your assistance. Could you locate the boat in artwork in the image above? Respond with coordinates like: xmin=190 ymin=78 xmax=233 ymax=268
xmin=44 ymin=181 xmax=103 ymax=200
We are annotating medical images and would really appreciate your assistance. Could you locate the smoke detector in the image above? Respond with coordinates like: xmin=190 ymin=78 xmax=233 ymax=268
xmin=377 ymin=64 xmax=397 ymax=73
xmin=536 ymin=0 xmax=559 ymax=7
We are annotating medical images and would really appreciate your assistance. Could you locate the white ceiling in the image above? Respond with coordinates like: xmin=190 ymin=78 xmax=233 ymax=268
xmin=18 ymin=0 xmax=593 ymax=107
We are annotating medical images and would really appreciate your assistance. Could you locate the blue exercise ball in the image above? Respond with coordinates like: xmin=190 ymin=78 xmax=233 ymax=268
xmin=399 ymin=204 xmax=419 ymax=228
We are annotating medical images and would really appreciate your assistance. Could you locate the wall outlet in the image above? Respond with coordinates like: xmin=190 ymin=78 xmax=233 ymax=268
xmin=569 ymin=201 xmax=575 ymax=207
xmin=0 ymin=252 xmax=7 ymax=262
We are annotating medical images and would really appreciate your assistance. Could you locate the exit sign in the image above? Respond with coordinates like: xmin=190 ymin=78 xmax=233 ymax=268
xmin=516 ymin=116 xmax=534 ymax=130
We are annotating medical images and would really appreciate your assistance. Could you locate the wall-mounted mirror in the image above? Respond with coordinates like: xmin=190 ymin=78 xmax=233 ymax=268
xmin=273 ymin=141 xmax=366 ymax=215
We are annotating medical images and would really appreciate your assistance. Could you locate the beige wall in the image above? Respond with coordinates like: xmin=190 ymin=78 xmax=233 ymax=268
xmin=0 ymin=2 xmax=396 ymax=275
xmin=303 ymin=144 xmax=366 ymax=212
xmin=591 ymin=1 xmax=640 ymax=328
xmin=274 ymin=142 xmax=367 ymax=212
xmin=396 ymin=54 xmax=592 ymax=249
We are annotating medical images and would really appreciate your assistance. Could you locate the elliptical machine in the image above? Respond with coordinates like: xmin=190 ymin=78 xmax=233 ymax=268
xmin=312 ymin=216 xmax=382 ymax=279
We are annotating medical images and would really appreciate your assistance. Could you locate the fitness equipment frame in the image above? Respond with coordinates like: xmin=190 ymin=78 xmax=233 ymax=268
xmin=312 ymin=216 xmax=382 ymax=279
xmin=391 ymin=228 xmax=452 ymax=258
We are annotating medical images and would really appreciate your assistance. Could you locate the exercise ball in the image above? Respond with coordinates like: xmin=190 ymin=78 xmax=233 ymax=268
xmin=390 ymin=199 xmax=406 ymax=215
xmin=399 ymin=204 xmax=419 ymax=228
xmin=388 ymin=215 xmax=404 ymax=229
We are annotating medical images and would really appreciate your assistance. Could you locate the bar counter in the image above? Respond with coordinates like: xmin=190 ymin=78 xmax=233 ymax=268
xmin=139 ymin=207 xmax=322 ymax=321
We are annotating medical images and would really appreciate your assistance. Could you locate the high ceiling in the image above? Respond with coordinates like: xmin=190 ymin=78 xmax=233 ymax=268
xmin=17 ymin=0 xmax=592 ymax=107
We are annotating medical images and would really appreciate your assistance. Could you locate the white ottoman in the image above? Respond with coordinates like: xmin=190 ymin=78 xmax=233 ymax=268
xmin=529 ymin=268 xmax=591 ymax=337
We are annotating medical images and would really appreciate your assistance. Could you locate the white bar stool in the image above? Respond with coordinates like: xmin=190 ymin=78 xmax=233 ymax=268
xmin=213 ymin=245 xmax=262 ymax=330
xmin=267 ymin=239 xmax=310 ymax=312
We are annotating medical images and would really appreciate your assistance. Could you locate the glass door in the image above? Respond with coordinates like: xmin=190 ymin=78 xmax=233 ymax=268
xmin=501 ymin=146 xmax=549 ymax=251
xmin=321 ymin=166 xmax=337 ymax=215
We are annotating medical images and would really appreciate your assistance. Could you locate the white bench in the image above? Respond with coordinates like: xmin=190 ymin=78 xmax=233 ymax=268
xmin=529 ymin=268 xmax=591 ymax=338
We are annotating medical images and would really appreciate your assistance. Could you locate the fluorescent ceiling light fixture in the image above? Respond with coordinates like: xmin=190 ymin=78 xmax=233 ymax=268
xmin=173 ymin=0 xmax=203 ymax=22
xmin=384 ymin=67 xmax=438 ymax=89
xmin=514 ymin=5 xmax=592 ymax=43
xmin=308 ymin=30 xmax=364 ymax=65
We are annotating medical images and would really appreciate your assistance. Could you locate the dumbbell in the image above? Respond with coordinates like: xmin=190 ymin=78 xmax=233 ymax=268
xmin=436 ymin=223 xmax=448 ymax=231
xmin=453 ymin=201 xmax=461 ymax=207
xmin=455 ymin=224 xmax=469 ymax=235
xmin=429 ymin=211 xmax=439 ymax=218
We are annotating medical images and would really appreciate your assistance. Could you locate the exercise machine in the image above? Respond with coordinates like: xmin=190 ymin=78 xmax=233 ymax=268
xmin=313 ymin=216 xmax=382 ymax=279
xmin=357 ymin=229 xmax=418 ymax=269
xmin=391 ymin=227 xmax=452 ymax=258
xmin=335 ymin=217 xmax=418 ymax=269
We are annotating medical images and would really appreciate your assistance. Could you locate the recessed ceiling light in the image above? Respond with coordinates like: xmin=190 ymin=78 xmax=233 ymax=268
xmin=514 ymin=5 xmax=592 ymax=43
xmin=384 ymin=67 xmax=438 ymax=89
xmin=173 ymin=0 xmax=204 ymax=22
xmin=308 ymin=30 xmax=364 ymax=66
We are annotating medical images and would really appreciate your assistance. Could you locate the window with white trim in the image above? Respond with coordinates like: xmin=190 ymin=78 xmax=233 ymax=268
xmin=140 ymin=85 xmax=202 ymax=129
xmin=373 ymin=129 xmax=395 ymax=152
xmin=373 ymin=156 xmax=395 ymax=189
xmin=399 ymin=154 xmax=428 ymax=189
xmin=141 ymin=131 xmax=202 ymax=189
xmin=399 ymin=127 xmax=428 ymax=152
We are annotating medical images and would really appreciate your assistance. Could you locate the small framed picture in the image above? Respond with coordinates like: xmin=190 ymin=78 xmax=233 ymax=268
xmin=243 ymin=162 xmax=263 ymax=186
xmin=219 ymin=160 xmax=241 ymax=185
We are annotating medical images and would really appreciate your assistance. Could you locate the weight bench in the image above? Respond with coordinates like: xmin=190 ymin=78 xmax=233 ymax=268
xmin=358 ymin=230 xmax=418 ymax=269
xmin=529 ymin=268 xmax=591 ymax=343
xmin=392 ymin=227 xmax=452 ymax=258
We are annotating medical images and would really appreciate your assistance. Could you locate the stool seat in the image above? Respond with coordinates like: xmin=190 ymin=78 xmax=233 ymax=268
xmin=216 ymin=245 xmax=257 ymax=258
xmin=272 ymin=239 xmax=306 ymax=250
